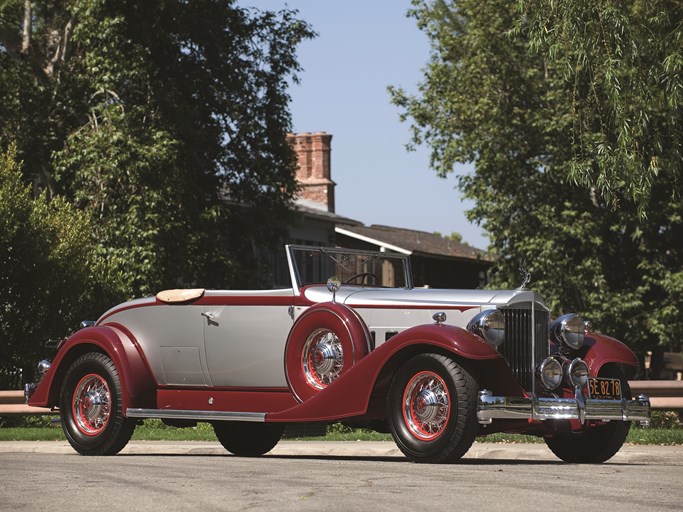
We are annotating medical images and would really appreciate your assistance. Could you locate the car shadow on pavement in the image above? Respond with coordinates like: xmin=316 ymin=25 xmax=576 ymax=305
xmin=115 ymin=452 xmax=596 ymax=465
xmin=263 ymin=454 xmax=570 ymax=465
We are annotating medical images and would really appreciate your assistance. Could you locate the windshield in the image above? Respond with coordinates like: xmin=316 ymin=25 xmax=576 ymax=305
xmin=287 ymin=245 xmax=412 ymax=290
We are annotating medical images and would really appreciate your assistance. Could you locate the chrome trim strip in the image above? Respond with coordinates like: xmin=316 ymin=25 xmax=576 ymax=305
xmin=477 ymin=389 xmax=651 ymax=427
xmin=126 ymin=408 xmax=266 ymax=422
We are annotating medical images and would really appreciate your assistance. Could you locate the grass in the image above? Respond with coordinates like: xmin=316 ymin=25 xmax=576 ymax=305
xmin=1 ymin=418 xmax=682 ymax=445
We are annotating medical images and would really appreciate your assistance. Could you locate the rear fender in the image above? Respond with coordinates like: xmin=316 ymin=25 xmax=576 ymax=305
xmin=582 ymin=333 xmax=639 ymax=377
xmin=28 ymin=325 xmax=156 ymax=411
xmin=268 ymin=323 xmax=502 ymax=423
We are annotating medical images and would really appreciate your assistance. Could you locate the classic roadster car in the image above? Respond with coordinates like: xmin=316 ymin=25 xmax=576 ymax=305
xmin=27 ymin=245 xmax=650 ymax=462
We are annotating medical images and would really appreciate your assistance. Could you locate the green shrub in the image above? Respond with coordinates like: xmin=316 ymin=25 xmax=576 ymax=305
xmin=647 ymin=410 xmax=682 ymax=429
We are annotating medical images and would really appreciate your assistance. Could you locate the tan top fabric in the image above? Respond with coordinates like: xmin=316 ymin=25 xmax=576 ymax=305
xmin=156 ymin=288 xmax=206 ymax=304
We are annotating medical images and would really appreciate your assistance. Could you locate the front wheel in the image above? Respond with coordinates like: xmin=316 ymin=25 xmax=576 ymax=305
xmin=544 ymin=369 xmax=631 ymax=463
xmin=387 ymin=353 xmax=478 ymax=463
xmin=60 ymin=352 xmax=135 ymax=455
xmin=213 ymin=422 xmax=284 ymax=456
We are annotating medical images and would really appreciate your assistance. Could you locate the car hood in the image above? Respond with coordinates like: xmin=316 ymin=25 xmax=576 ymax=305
xmin=303 ymin=286 xmax=544 ymax=309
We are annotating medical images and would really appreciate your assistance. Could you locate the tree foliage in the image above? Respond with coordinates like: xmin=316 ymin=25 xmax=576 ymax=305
xmin=0 ymin=0 xmax=314 ymax=297
xmin=521 ymin=0 xmax=682 ymax=213
xmin=391 ymin=0 xmax=683 ymax=365
xmin=0 ymin=145 xmax=123 ymax=385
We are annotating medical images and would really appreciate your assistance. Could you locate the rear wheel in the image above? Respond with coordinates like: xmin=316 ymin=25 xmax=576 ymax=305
xmin=544 ymin=368 xmax=631 ymax=463
xmin=213 ymin=422 xmax=284 ymax=456
xmin=387 ymin=353 xmax=478 ymax=463
xmin=60 ymin=352 xmax=135 ymax=455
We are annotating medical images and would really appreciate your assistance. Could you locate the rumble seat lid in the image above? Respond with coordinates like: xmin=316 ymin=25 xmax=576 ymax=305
xmin=156 ymin=288 xmax=206 ymax=303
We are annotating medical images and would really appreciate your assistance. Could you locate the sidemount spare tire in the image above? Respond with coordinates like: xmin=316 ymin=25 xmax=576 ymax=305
xmin=285 ymin=302 xmax=371 ymax=402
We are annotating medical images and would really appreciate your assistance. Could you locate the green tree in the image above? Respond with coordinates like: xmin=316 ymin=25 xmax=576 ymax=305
xmin=433 ymin=231 xmax=463 ymax=243
xmin=0 ymin=145 xmax=124 ymax=386
xmin=391 ymin=0 xmax=683 ymax=367
xmin=0 ymin=0 xmax=314 ymax=296
xmin=521 ymin=0 xmax=683 ymax=214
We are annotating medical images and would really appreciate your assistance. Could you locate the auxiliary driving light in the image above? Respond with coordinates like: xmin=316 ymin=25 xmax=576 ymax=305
xmin=538 ymin=357 xmax=563 ymax=390
xmin=565 ymin=358 xmax=589 ymax=388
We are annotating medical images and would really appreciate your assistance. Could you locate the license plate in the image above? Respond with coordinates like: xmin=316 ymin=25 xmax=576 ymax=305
xmin=588 ymin=378 xmax=622 ymax=400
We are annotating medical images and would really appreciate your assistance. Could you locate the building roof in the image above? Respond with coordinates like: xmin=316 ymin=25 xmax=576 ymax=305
xmin=294 ymin=200 xmax=362 ymax=226
xmin=336 ymin=223 xmax=490 ymax=262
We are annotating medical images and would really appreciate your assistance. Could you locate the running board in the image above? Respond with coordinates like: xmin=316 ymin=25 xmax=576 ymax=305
xmin=126 ymin=408 xmax=266 ymax=422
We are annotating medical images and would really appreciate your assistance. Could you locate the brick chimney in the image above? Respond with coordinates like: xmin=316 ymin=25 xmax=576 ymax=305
xmin=288 ymin=132 xmax=336 ymax=213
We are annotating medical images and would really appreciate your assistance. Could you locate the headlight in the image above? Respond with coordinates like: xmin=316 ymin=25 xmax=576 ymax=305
xmin=538 ymin=357 xmax=563 ymax=390
xmin=565 ymin=358 xmax=589 ymax=388
xmin=550 ymin=313 xmax=586 ymax=350
xmin=467 ymin=309 xmax=505 ymax=347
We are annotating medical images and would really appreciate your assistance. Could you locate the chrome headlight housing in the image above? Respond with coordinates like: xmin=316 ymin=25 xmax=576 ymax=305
xmin=467 ymin=309 xmax=505 ymax=347
xmin=550 ymin=313 xmax=586 ymax=350
xmin=565 ymin=358 xmax=589 ymax=388
xmin=538 ymin=357 xmax=563 ymax=390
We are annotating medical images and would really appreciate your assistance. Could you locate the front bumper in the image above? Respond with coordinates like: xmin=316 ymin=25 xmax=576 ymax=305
xmin=477 ymin=388 xmax=651 ymax=427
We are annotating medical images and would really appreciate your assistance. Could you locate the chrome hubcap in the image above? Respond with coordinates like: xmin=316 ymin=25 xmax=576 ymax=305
xmin=403 ymin=371 xmax=450 ymax=440
xmin=413 ymin=388 xmax=442 ymax=423
xmin=302 ymin=329 xmax=343 ymax=389
xmin=73 ymin=374 xmax=111 ymax=436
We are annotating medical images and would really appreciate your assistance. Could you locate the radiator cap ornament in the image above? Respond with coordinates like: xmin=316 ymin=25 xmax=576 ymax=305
xmin=517 ymin=263 xmax=531 ymax=290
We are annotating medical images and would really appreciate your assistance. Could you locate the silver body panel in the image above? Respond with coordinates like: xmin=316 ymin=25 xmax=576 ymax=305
xmin=98 ymin=286 xmax=536 ymax=388
xmin=99 ymin=290 xmax=296 ymax=387
xmin=102 ymin=301 xmax=207 ymax=386
xmin=202 ymin=304 xmax=293 ymax=387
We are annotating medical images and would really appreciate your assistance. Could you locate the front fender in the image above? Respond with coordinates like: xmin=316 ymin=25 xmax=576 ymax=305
xmin=28 ymin=325 xmax=156 ymax=411
xmin=268 ymin=323 xmax=501 ymax=423
xmin=582 ymin=333 xmax=639 ymax=376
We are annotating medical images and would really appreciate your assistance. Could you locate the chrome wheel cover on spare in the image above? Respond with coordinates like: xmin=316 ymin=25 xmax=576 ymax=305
xmin=72 ymin=373 xmax=111 ymax=436
xmin=302 ymin=328 xmax=344 ymax=389
xmin=402 ymin=371 xmax=451 ymax=440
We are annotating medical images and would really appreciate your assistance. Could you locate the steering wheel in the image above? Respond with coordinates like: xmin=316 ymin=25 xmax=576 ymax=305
xmin=344 ymin=273 xmax=379 ymax=285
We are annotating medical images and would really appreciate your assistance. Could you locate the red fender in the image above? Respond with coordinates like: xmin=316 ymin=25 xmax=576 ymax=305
xmin=284 ymin=302 xmax=372 ymax=402
xmin=28 ymin=325 xmax=156 ymax=412
xmin=582 ymin=333 xmax=639 ymax=376
xmin=270 ymin=322 xmax=501 ymax=423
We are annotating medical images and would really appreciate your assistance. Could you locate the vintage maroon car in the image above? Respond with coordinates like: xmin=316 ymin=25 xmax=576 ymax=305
xmin=27 ymin=245 xmax=650 ymax=462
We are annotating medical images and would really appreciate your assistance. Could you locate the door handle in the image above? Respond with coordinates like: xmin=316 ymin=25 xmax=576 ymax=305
xmin=201 ymin=311 xmax=218 ymax=325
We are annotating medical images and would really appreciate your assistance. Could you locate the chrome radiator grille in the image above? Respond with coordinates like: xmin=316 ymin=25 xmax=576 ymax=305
xmin=499 ymin=308 xmax=550 ymax=392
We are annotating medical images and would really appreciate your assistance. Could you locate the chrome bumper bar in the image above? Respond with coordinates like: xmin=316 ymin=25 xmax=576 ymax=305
xmin=477 ymin=388 xmax=651 ymax=427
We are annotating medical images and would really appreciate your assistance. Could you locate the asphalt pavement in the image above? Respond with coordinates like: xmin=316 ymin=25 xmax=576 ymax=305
xmin=1 ymin=439 xmax=681 ymax=463
xmin=2 ymin=440 xmax=681 ymax=511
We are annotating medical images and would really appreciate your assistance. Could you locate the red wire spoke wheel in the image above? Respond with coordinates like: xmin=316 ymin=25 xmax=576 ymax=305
xmin=72 ymin=373 xmax=112 ymax=436
xmin=60 ymin=352 xmax=136 ymax=455
xmin=388 ymin=353 xmax=478 ymax=463
xmin=402 ymin=371 xmax=451 ymax=441
xmin=285 ymin=302 xmax=371 ymax=402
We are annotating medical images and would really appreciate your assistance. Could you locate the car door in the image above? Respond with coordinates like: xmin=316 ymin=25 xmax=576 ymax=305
xmin=202 ymin=295 xmax=294 ymax=387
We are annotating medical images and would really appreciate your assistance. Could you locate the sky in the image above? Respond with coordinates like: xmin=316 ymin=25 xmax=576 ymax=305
xmin=247 ymin=1 xmax=488 ymax=249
